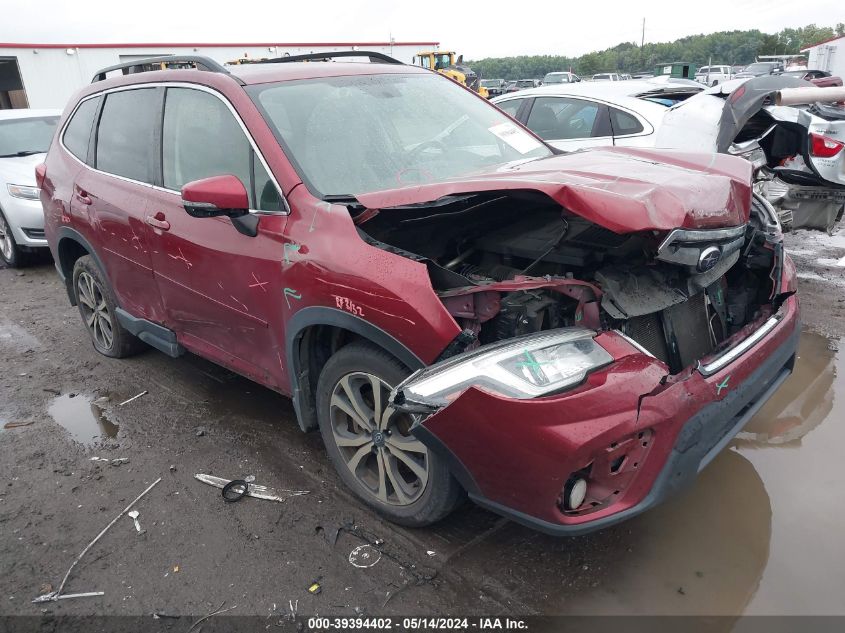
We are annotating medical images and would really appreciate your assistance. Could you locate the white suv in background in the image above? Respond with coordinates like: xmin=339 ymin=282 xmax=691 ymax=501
xmin=0 ymin=109 xmax=61 ymax=267
xmin=695 ymin=65 xmax=733 ymax=86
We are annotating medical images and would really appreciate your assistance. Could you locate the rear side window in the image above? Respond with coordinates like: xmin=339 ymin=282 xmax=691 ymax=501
xmin=162 ymin=87 xmax=281 ymax=211
xmin=95 ymin=88 xmax=158 ymax=182
xmin=63 ymin=97 xmax=100 ymax=162
xmin=609 ymin=108 xmax=644 ymax=135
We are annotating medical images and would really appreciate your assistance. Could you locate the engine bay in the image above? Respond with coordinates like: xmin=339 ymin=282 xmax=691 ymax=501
xmin=354 ymin=190 xmax=786 ymax=374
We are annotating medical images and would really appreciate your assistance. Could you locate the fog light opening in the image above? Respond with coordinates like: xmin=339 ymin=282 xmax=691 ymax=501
xmin=563 ymin=476 xmax=588 ymax=511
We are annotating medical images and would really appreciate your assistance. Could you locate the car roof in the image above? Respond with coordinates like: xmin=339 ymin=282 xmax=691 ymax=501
xmin=228 ymin=61 xmax=429 ymax=84
xmin=494 ymin=77 xmax=701 ymax=101
xmin=0 ymin=108 xmax=62 ymax=121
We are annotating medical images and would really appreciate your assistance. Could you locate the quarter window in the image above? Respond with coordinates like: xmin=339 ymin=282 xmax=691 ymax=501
xmin=497 ymin=98 xmax=525 ymax=118
xmin=162 ymin=87 xmax=281 ymax=210
xmin=63 ymin=97 xmax=100 ymax=163
xmin=609 ymin=108 xmax=644 ymax=135
xmin=95 ymin=88 xmax=158 ymax=182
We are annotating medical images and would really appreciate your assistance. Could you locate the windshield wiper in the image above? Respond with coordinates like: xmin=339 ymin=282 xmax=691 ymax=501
xmin=0 ymin=150 xmax=43 ymax=158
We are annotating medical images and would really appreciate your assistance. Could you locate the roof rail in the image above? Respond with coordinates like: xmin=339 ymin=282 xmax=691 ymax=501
xmin=91 ymin=55 xmax=244 ymax=84
xmin=247 ymin=50 xmax=403 ymax=65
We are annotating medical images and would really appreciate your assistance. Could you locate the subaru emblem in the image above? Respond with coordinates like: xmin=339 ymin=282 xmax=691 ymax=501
xmin=698 ymin=246 xmax=722 ymax=272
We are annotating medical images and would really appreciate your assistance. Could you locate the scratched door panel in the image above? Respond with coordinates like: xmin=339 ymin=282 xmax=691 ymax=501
xmin=144 ymin=186 xmax=289 ymax=389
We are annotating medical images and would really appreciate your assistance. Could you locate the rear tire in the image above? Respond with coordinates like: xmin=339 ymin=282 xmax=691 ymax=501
xmin=0 ymin=209 xmax=25 ymax=268
xmin=316 ymin=342 xmax=463 ymax=527
xmin=72 ymin=255 xmax=146 ymax=358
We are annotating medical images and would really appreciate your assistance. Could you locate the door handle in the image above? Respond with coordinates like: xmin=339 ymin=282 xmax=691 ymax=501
xmin=74 ymin=189 xmax=92 ymax=205
xmin=145 ymin=212 xmax=170 ymax=231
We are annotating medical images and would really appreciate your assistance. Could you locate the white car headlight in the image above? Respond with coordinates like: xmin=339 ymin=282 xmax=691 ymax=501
xmin=7 ymin=184 xmax=40 ymax=200
xmin=395 ymin=328 xmax=613 ymax=410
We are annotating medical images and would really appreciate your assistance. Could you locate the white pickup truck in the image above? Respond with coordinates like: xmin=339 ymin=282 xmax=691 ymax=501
xmin=694 ymin=65 xmax=733 ymax=86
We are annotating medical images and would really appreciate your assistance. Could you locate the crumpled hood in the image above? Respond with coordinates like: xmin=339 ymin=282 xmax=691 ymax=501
xmin=356 ymin=146 xmax=753 ymax=233
xmin=0 ymin=153 xmax=45 ymax=187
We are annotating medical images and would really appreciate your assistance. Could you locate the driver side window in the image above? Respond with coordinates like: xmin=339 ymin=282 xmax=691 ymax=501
xmin=162 ymin=87 xmax=282 ymax=211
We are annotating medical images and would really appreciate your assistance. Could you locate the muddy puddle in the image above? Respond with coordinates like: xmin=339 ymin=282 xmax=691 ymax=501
xmin=444 ymin=330 xmax=845 ymax=616
xmin=47 ymin=393 xmax=119 ymax=445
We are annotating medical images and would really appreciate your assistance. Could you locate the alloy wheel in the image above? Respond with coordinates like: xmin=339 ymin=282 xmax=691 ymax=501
xmin=328 ymin=371 xmax=429 ymax=506
xmin=77 ymin=271 xmax=114 ymax=351
xmin=0 ymin=213 xmax=12 ymax=261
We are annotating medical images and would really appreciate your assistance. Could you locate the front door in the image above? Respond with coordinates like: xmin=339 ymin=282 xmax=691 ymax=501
xmin=144 ymin=86 xmax=288 ymax=388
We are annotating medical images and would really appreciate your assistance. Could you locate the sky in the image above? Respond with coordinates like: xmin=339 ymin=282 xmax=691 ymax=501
xmin=0 ymin=0 xmax=841 ymax=59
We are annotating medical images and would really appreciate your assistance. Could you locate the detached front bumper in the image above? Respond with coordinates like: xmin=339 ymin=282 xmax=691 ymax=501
xmin=404 ymin=294 xmax=800 ymax=536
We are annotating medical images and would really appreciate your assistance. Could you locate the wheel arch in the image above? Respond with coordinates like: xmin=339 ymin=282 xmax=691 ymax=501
xmin=55 ymin=227 xmax=109 ymax=306
xmin=285 ymin=306 xmax=425 ymax=433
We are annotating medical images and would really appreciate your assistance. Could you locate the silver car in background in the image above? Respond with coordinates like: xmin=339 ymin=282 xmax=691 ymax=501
xmin=0 ymin=109 xmax=61 ymax=267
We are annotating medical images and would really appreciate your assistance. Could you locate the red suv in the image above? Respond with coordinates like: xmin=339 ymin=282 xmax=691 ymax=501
xmin=40 ymin=52 xmax=799 ymax=534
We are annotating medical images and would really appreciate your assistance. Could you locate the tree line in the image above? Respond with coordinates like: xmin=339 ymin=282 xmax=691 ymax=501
xmin=470 ymin=23 xmax=845 ymax=80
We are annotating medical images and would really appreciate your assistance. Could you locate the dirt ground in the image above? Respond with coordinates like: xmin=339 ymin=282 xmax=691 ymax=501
xmin=1 ymin=227 xmax=844 ymax=620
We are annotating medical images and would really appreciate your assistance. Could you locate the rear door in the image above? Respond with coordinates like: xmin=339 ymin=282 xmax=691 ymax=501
xmin=522 ymin=96 xmax=612 ymax=151
xmin=144 ymin=85 xmax=288 ymax=388
xmin=75 ymin=86 xmax=166 ymax=322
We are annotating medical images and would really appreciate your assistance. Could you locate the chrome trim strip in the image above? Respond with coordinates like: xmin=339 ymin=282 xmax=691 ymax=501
xmin=657 ymin=225 xmax=746 ymax=253
xmin=58 ymin=82 xmax=290 ymax=215
xmin=697 ymin=314 xmax=782 ymax=377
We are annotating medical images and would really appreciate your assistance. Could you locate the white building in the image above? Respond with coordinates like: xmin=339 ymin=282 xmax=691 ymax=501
xmin=0 ymin=40 xmax=439 ymax=110
xmin=801 ymin=34 xmax=845 ymax=79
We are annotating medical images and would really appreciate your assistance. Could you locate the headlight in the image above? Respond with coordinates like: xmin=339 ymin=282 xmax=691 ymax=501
xmin=395 ymin=328 xmax=613 ymax=410
xmin=7 ymin=184 xmax=40 ymax=200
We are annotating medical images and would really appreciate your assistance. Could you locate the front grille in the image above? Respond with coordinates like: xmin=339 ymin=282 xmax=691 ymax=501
xmin=22 ymin=228 xmax=45 ymax=239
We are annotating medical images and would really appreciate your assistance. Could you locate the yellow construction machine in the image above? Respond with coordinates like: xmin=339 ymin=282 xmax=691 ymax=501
xmin=414 ymin=51 xmax=489 ymax=98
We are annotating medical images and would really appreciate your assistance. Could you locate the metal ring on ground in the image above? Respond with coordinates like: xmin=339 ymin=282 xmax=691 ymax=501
xmin=222 ymin=479 xmax=249 ymax=502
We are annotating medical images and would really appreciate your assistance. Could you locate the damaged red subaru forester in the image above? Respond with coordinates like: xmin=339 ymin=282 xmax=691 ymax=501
xmin=39 ymin=52 xmax=799 ymax=534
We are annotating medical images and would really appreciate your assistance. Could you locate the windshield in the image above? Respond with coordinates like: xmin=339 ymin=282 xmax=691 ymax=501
xmin=481 ymin=79 xmax=500 ymax=87
xmin=0 ymin=116 xmax=59 ymax=157
xmin=544 ymin=73 xmax=569 ymax=84
xmin=248 ymin=73 xmax=551 ymax=198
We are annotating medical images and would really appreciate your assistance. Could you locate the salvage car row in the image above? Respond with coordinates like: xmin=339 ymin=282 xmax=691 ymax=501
xmin=0 ymin=51 xmax=812 ymax=537
xmin=492 ymin=76 xmax=845 ymax=233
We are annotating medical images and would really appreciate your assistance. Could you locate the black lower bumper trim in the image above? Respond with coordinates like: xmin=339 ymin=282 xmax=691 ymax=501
xmin=468 ymin=322 xmax=800 ymax=537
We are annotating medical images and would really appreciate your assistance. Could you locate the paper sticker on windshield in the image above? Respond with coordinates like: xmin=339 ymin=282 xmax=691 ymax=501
xmin=488 ymin=122 xmax=543 ymax=154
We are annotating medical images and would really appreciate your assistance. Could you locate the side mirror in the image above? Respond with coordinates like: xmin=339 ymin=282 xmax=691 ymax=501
xmin=181 ymin=175 xmax=249 ymax=218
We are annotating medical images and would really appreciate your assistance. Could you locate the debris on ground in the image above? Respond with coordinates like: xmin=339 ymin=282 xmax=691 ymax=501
xmin=90 ymin=456 xmax=130 ymax=466
xmin=186 ymin=601 xmax=237 ymax=633
xmin=349 ymin=544 xmax=382 ymax=568
xmin=42 ymin=387 xmax=61 ymax=396
xmin=127 ymin=510 xmax=143 ymax=534
xmin=3 ymin=420 xmax=34 ymax=429
xmin=194 ymin=426 xmax=207 ymax=437
xmin=308 ymin=579 xmax=322 ymax=595
xmin=194 ymin=473 xmax=309 ymax=503
xmin=118 ymin=391 xmax=148 ymax=406
xmin=31 ymin=477 xmax=162 ymax=603
xmin=426 ymin=550 xmax=436 ymax=557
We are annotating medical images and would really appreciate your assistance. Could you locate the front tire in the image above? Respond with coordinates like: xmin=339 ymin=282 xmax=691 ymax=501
xmin=316 ymin=342 xmax=463 ymax=526
xmin=72 ymin=255 xmax=146 ymax=358
xmin=0 ymin=209 xmax=25 ymax=268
